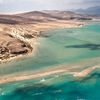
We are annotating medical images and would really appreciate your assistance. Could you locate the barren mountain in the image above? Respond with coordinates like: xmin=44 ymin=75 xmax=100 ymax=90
xmin=17 ymin=11 xmax=92 ymax=21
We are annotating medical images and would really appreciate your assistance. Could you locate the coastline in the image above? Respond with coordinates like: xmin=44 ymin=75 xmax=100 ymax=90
xmin=0 ymin=70 xmax=67 ymax=85
xmin=73 ymin=65 xmax=100 ymax=77
xmin=0 ymin=38 xmax=39 ymax=64
xmin=0 ymin=20 xmax=87 ymax=64
xmin=0 ymin=64 xmax=100 ymax=85
xmin=0 ymin=19 xmax=96 ymax=85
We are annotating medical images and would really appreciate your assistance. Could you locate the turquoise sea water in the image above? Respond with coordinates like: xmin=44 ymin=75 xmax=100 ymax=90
xmin=0 ymin=21 xmax=100 ymax=100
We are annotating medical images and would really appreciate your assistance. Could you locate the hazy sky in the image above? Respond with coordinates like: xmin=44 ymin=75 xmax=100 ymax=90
xmin=0 ymin=0 xmax=100 ymax=12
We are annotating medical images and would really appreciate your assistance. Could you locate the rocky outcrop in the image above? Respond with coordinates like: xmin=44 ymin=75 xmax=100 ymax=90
xmin=0 ymin=32 xmax=31 ymax=60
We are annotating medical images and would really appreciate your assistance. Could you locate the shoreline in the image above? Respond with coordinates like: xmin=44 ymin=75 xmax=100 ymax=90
xmin=0 ymin=64 xmax=100 ymax=85
xmin=0 ymin=20 xmax=87 ymax=64
xmin=0 ymin=20 xmax=95 ymax=85
xmin=73 ymin=65 xmax=100 ymax=77
xmin=0 ymin=70 xmax=67 ymax=85
xmin=0 ymin=38 xmax=39 ymax=64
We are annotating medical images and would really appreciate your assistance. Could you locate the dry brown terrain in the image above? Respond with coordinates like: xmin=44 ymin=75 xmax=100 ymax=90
xmin=0 ymin=11 xmax=93 ymax=63
xmin=0 ymin=32 xmax=32 ymax=60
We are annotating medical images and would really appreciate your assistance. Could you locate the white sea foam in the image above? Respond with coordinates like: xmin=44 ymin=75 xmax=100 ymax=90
xmin=40 ymin=78 xmax=46 ymax=82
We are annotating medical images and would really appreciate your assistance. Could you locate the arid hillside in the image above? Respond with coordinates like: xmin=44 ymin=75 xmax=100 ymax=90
xmin=0 ymin=10 xmax=93 ymax=62
xmin=17 ymin=11 xmax=93 ymax=21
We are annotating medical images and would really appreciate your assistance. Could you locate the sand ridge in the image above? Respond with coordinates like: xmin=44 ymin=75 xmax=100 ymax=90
xmin=0 ymin=64 xmax=100 ymax=85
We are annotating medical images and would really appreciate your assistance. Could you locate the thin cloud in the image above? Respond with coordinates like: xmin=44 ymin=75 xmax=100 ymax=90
xmin=0 ymin=0 xmax=100 ymax=11
xmin=0 ymin=0 xmax=3 ymax=4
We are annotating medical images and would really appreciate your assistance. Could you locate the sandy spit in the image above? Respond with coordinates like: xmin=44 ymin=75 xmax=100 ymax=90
xmin=73 ymin=65 xmax=100 ymax=77
xmin=0 ymin=70 xmax=67 ymax=85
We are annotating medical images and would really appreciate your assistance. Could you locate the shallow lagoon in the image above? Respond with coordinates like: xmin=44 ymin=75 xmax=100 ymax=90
xmin=0 ymin=21 xmax=100 ymax=100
